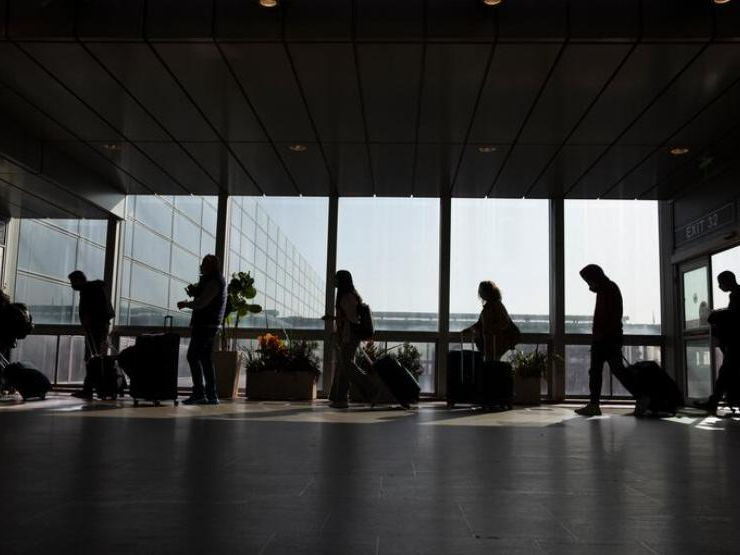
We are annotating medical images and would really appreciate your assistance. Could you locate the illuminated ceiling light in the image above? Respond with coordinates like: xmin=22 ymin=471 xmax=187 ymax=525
xmin=478 ymin=145 xmax=497 ymax=153
xmin=101 ymin=143 xmax=122 ymax=151
xmin=670 ymin=146 xmax=690 ymax=156
xmin=288 ymin=144 xmax=307 ymax=152
xmin=714 ymin=0 xmax=731 ymax=5
xmin=259 ymin=0 xmax=278 ymax=7
xmin=482 ymin=0 xmax=503 ymax=5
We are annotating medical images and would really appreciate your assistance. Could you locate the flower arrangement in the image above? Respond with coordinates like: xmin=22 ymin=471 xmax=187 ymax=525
xmin=355 ymin=341 xmax=423 ymax=378
xmin=243 ymin=333 xmax=321 ymax=377
xmin=507 ymin=347 xmax=559 ymax=380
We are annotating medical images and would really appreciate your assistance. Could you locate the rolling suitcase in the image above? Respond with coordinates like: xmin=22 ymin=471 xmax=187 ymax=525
xmin=446 ymin=348 xmax=482 ymax=408
xmin=612 ymin=359 xmax=683 ymax=415
xmin=373 ymin=356 xmax=420 ymax=408
xmin=1 ymin=360 xmax=51 ymax=401
xmin=127 ymin=316 xmax=180 ymax=406
xmin=476 ymin=360 xmax=514 ymax=410
xmin=85 ymin=354 xmax=126 ymax=400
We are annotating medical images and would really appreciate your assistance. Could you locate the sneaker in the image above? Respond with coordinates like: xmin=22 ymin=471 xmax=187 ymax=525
xmin=329 ymin=402 xmax=349 ymax=409
xmin=182 ymin=396 xmax=207 ymax=405
xmin=205 ymin=398 xmax=220 ymax=406
xmin=633 ymin=395 xmax=651 ymax=417
xmin=693 ymin=399 xmax=718 ymax=416
xmin=575 ymin=403 xmax=602 ymax=417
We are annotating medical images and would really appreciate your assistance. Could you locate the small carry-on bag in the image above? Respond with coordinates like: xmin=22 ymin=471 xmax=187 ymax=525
xmin=476 ymin=359 xmax=514 ymax=411
xmin=0 ymin=354 xmax=51 ymax=401
xmin=127 ymin=316 xmax=180 ymax=406
xmin=83 ymin=329 xmax=126 ymax=400
xmin=372 ymin=355 xmax=421 ymax=408
xmin=612 ymin=358 xmax=683 ymax=415
xmin=446 ymin=346 xmax=482 ymax=408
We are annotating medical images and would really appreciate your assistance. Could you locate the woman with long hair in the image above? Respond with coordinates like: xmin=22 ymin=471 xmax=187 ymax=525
xmin=461 ymin=280 xmax=515 ymax=362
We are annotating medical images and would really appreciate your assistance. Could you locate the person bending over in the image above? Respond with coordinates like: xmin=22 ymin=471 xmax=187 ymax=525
xmin=177 ymin=254 xmax=226 ymax=405
xmin=461 ymin=281 xmax=515 ymax=362
xmin=575 ymin=265 xmax=624 ymax=417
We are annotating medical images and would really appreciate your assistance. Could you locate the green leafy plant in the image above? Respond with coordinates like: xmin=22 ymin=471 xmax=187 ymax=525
xmin=507 ymin=347 xmax=559 ymax=380
xmin=242 ymin=333 xmax=321 ymax=377
xmin=222 ymin=271 xmax=262 ymax=350
xmin=354 ymin=341 xmax=424 ymax=378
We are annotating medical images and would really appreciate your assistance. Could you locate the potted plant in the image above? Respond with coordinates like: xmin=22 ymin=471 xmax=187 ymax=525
xmin=350 ymin=341 xmax=423 ymax=404
xmin=243 ymin=333 xmax=321 ymax=401
xmin=213 ymin=271 xmax=262 ymax=400
xmin=507 ymin=347 xmax=554 ymax=405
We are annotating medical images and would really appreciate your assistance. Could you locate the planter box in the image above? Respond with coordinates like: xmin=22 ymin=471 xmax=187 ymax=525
xmin=214 ymin=351 xmax=242 ymax=400
xmin=514 ymin=374 xmax=541 ymax=405
xmin=246 ymin=371 xmax=317 ymax=401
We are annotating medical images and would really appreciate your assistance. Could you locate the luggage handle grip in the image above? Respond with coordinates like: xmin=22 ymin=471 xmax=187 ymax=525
xmin=164 ymin=315 xmax=174 ymax=332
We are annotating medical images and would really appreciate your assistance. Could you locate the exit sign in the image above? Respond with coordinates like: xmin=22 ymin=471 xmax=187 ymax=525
xmin=675 ymin=203 xmax=735 ymax=247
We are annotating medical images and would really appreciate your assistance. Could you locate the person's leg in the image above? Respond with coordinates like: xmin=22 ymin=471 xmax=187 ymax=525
xmin=695 ymin=345 xmax=734 ymax=414
xmin=575 ymin=342 xmax=606 ymax=415
xmin=200 ymin=328 xmax=218 ymax=402
xmin=329 ymin=342 xmax=354 ymax=407
xmin=186 ymin=329 xmax=207 ymax=401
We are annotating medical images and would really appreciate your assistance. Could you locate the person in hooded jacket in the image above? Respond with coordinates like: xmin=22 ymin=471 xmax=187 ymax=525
xmin=575 ymin=264 xmax=624 ymax=417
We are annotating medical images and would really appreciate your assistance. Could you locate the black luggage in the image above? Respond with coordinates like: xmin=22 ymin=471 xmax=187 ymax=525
xmin=124 ymin=316 xmax=180 ymax=406
xmin=476 ymin=360 xmax=514 ymax=410
xmin=85 ymin=355 xmax=126 ymax=400
xmin=612 ymin=360 xmax=683 ymax=415
xmin=2 ymin=361 xmax=51 ymax=401
xmin=446 ymin=349 xmax=482 ymax=408
xmin=373 ymin=356 xmax=420 ymax=408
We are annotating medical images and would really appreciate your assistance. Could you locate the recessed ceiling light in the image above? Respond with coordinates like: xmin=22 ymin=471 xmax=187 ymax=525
xmin=482 ymin=0 xmax=503 ymax=5
xmin=670 ymin=146 xmax=690 ymax=156
xmin=714 ymin=0 xmax=731 ymax=5
xmin=259 ymin=0 xmax=278 ymax=7
xmin=288 ymin=144 xmax=307 ymax=152
xmin=101 ymin=143 xmax=122 ymax=152
xmin=478 ymin=145 xmax=497 ymax=153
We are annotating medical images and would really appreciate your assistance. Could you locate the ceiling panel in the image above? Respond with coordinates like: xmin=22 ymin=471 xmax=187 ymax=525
xmin=214 ymin=0 xmax=282 ymax=39
xmin=77 ymin=0 xmax=146 ymax=38
xmin=370 ymin=144 xmax=415 ymax=197
xmin=355 ymin=0 xmax=423 ymax=41
xmin=716 ymin=2 xmax=740 ymax=39
xmin=0 ymin=43 xmax=121 ymax=142
xmin=519 ymin=44 xmax=630 ymax=145
xmin=602 ymin=149 xmax=688 ymax=200
xmin=229 ymin=143 xmax=296 ymax=196
xmin=283 ymin=0 xmax=352 ymax=41
xmin=492 ymin=145 xmax=559 ymax=198
xmin=93 ymin=142 xmax=186 ymax=195
xmin=417 ymin=44 xmax=491 ymax=144
xmin=288 ymin=44 xmax=365 ymax=143
xmin=569 ymin=44 xmax=701 ymax=146
xmin=275 ymin=142 xmax=330 ymax=196
xmin=220 ymin=43 xmax=314 ymax=143
xmin=497 ymin=0 xmax=568 ymax=41
xmin=23 ymin=42 xmax=168 ymax=142
xmin=181 ymin=142 xmax=258 ymax=195
xmin=641 ymin=0 xmax=712 ymax=39
xmin=425 ymin=0 xmax=495 ymax=42
xmin=566 ymin=145 xmax=654 ymax=199
xmin=469 ymin=44 xmax=561 ymax=144
xmin=0 ymin=178 xmax=74 ymax=219
xmin=6 ymin=0 xmax=76 ymax=38
xmin=414 ymin=144 xmax=463 ymax=197
xmin=154 ymin=43 xmax=266 ymax=142
xmin=54 ymin=141 xmax=142 ymax=195
xmin=358 ymin=45 xmax=423 ymax=143
xmin=453 ymin=145 xmax=509 ymax=198
xmin=323 ymin=143 xmax=373 ymax=197
xmin=0 ymin=83 xmax=78 ymax=143
xmin=619 ymin=44 xmax=740 ymax=147
xmin=528 ymin=145 xmax=607 ymax=198
xmin=145 ymin=0 xmax=213 ymax=38
xmin=568 ymin=0 xmax=639 ymax=40
xmin=86 ymin=42 xmax=218 ymax=142
xmin=135 ymin=142 xmax=218 ymax=195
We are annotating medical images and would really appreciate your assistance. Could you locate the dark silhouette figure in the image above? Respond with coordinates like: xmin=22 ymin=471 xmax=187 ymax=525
xmin=324 ymin=270 xmax=373 ymax=409
xmin=461 ymin=281 xmax=518 ymax=361
xmin=695 ymin=270 xmax=740 ymax=415
xmin=575 ymin=265 xmax=624 ymax=417
xmin=69 ymin=271 xmax=115 ymax=399
xmin=0 ymin=289 xmax=12 ymax=361
xmin=177 ymin=254 xmax=226 ymax=405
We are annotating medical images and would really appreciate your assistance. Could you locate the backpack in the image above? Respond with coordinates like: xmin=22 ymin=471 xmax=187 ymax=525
xmin=352 ymin=302 xmax=375 ymax=341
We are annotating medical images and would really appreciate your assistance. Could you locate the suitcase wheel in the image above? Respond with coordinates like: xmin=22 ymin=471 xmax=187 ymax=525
xmin=174 ymin=400 xmax=179 ymax=407
xmin=154 ymin=400 xmax=161 ymax=407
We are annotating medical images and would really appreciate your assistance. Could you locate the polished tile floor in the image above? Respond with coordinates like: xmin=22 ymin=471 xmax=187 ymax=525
xmin=0 ymin=396 xmax=738 ymax=554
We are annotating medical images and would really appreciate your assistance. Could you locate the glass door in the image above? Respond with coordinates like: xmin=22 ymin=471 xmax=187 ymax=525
xmin=680 ymin=259 xmax=713 ymax=400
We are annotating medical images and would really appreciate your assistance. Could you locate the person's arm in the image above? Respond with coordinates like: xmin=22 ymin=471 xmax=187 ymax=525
xmin=179 ymin=280 xmax=219 ymax=310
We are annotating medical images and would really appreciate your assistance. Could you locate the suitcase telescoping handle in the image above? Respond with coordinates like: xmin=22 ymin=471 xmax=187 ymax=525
xmin=460 ymin=331 xmax=475 ymax=383
xmin=164 ymin=315 xmax=174 ymax=332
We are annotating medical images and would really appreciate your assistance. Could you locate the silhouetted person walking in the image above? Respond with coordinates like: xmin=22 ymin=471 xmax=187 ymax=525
xmin=695 ymin=271 xmax=740 ymax=415
xmin=177 ymin=254 xmax=226 ymax=405
xmin=324 ymin=270 xmax=373 ymax=409
xmin=68 ymin=271 xmax=115 ymax=399
xmin=461 ymin=281 xmax=517 ymax=361
xmin=575 ymin=265 xmax=624 ymax=417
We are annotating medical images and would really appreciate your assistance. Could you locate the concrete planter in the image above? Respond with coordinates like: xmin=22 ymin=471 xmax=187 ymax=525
xmin=514 ymin=374 xmax=542 ymax=405
xmin=214 ymin=350 xmax=243 ymax=400
xmin=246 ymin=371 xmax=317 ymax=401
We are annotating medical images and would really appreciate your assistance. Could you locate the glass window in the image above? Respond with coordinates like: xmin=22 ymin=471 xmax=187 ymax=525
xmin=78 ymin=220 xmax=107 ymax=246
xmin=174 ymin=196 xmax=202 ymax=224
xmin=132 ymin=223 xmax=171 ymax=273
xmin=683 ymin=267 xmax=709 ymax=330
xmin=173 ymin=212 xmax=201 ymax=254
xmin=565 ymin=200 xmax=661 ymax=335
xmin=77 ymin=242 xmax=105 ymax=278
xmin=686 ymin=340 xmax=712 ymax=399
xmin=12 ymin=335 xmax=58 ymax=381
xmin=450 ymin=199 xmax=549 ymax=334
xmin=18 ymin=220 xmax=78 ymax=278
xmin=171 ymin=245 xmax=200 ymax=283
xmin=228 ymin=197 xmax=328 ymax=329
xmin=135 ymin=196 xmax=172 ymax=237
xmin=129 ymin=262 xmax=169 ymax=308
xmin=337 ymin=198 xmax=439 ymax=332
xmin=712 ymin=245 xmax=740 ymax=310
